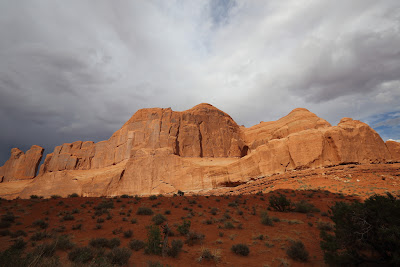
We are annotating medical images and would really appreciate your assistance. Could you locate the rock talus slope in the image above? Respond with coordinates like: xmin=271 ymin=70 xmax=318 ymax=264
xmin=0 ymin=103 xmax=398 ymax=198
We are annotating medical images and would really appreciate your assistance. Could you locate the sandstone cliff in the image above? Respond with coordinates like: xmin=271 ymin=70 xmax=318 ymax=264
xmin=0 ymin=104 xmax=397 ymax=198
xmin=0 ymin=145 xmax=43 ymax=182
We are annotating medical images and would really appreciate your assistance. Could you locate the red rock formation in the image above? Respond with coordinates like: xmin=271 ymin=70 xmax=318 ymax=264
xmin=0 ymin=104 xmax=396 ymax=198
xmin=0 ymin=145 xmax=44 ymax=182
xmin=386 ymin=140 xmax=400 ymax=162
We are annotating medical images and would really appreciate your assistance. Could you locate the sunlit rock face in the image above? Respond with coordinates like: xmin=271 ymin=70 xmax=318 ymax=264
xmin=0 ymin=103 xmax=396 ymax=198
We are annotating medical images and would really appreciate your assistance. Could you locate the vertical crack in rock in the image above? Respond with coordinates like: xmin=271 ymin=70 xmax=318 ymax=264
xmin=175 ymin=119 xmax=181 ymax=156
xmin=199 ymin=121 xmax=203 ymax=158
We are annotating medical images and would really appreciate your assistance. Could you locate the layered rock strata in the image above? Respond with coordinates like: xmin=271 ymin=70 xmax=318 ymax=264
xmin=0 ymin=103 xmax=398 ymax=198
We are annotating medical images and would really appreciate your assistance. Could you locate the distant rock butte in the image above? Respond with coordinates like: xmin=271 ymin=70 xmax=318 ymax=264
xmin=0 ymin=104 xmax=398 ymax=198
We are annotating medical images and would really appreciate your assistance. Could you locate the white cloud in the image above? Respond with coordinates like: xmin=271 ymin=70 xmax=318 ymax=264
xmin=0 ymin=0 xmax=400 ymax=163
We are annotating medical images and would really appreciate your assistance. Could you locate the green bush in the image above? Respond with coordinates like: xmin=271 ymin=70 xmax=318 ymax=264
xmin=32 ymin=219 xmax=48 ymax=229
xmin=129 ymin=239 xmax=145 ymax=251
xmin=72 ymin=223 xmax=82 ymax=230
xmin=224 ymin=221 xmax=235 ymax=229
xmin=51 ymin=195 xmax=61 ymax=199
xmin=107 ymin=247 xmax=131 ymax=266
xmin=152 ymin=214 xmax=167 ymax=225
xmin=185 ymin=231 xmax=205 ymax=246
xmin=63 ymin=214 xmax=74 ymax=221
xmin=54 ymin=234 xmax=75 ymax=250
xmin=137 ymin=207 xmax=154 ymax=215
xmin=294 ymin=200 xmax=319 ymax=213
xmin=11 ymin=238 xmax=27 ymax=250
xmin=89 ymin=237 xmax=120 ymax=249
xmin=320 ymin=193 xmax=400 ymax=266
xmin=2 ymin=212 xmax=16 ymax=223
xmin=286 ymin=240 xmax=309 ymax=262
xmin=68 ymin=193 xmax=79 ymax=198
xmin=68 ymin=246 xmax=94 ymax=263
xmin=123 ymin=230 xmax=133 ymax=238
xmin=269 ymin=194 xmax=293 ymax=212
xmin=261 ymin=211 xmax=274 ymax=226
xmin=31 ymin=231 xmax=50 ymax=241
xmin=177 ymin=220 xmax=191 ymax=236
xmin=167 ymin=239 xmax=183 ymax=258
xmin=149 ymin=195 xmax=157 ymax=200
xmin=231 ymin=243 xmax=249 ymax=256
xmin=145 ymin=225 xmax=162 ymax=255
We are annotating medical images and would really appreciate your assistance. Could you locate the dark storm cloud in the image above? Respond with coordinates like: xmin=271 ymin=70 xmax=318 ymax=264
xmin=1 ymin=0 xmax=399 ymax=165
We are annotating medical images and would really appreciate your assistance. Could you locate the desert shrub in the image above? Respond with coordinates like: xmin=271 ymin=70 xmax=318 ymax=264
xmin=2 ymin=212 xmax=16 ymax=223
xmin=261 ymin=211 xmax=274 ymax=226
xmin=198 ymin=247 xmax=221 ymax=262
xmin=177 ymin=220 xmax=191 ymax=236
xmin=210 ymin=207 xmax=218 ymax=215
xmin=97 ymin=218 xmax=105 ymax=224
xmin=224 ymin=221 xmax=235 ymax=229
xmin=68 ymin=193 xmax=79 ymax=198
xmin=89 ymin=237 xmax=120 ymax=249
xmin=294 ymin=200 xmax=319 ymax=213
xmin=177 ymin=190 xmax=184 ymax=196
xmin=33 ymin=219 xmax=48 ymax=229
xmin=228 ymin=202 xmax=238 ymax=207
xmin=317 ymin=220 xmax=334 ymax=231
xmin=72 ymin=223 xmax=82 ymax=230
xmin=145 ymin=225 xmax=162 ymax=255
xmin=164 ymin=210 xmax=171 ymax=215
xmin=54 ymin=234 xmax=75 ymax=250
xmin=107 ymin=247 xmax=131 ymax=266
xmin=11 ymin=238 xmax=27 ymax=250
xmin=33 ymin=243 xmax=56 ymax=258
xmin=152 ymin=214 xmax=167 ymax=225
xmin=112 ymin=227 xmax=123 ymax=235
xmin=51 ymin=195 xmax=61 ymax=199
xmin=95 ymin=199 xmax=114 ymax=210
xmin=0 ymin=229 xmax=10 ymax=236
xmin=120 ymin=194 xmax=130 ymax=198
xmin=167 ymin=239 xmax=183 ymax=258
xmin=123 ymin=230 xmax=133 ymax=238
xmin=109 ymin=238 xmax=121 ymax=248
xmin=10 ymin=230 xmax=27 ymax=238
xmin=137 ymin=207 xmax=154 ymax=215
xmin=320 ymin=193 xmax=400 ymax=266
xmin=129 ymin=239 xmax=145 ymax=251
xmin=149 ymin=195 xmax=157 ymax=200
xmin=71 ymin=208 xmax=80 ymax=214
xmin=63 ymin=214 xmax=74 ymax=221
xmin=30 ymin=195 xmax=40 ymax=199
xmin=286 ymin=240 xmax=309 ymax=262
xmin=31 ymin=231 xmax=50 ymax=241
xmin=0 ymin=221 xmax=11 ymax=229
xmin=269 ymin=194 xmax=293 ymax=212
xmin=185 ymin=231 xmax=205 ymax=246
xmin=231 ymin=243 xmax=249 ymax=256
xmin=68 ymin=246 xmax=94 ymax=263
xmin=130 ymin=218 xmax=137 ymax=224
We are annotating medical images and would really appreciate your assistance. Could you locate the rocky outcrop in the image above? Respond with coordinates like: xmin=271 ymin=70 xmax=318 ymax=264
xmin=0 ymin=104 xmax=396 ymax=198
xmin=38 ymin=103 xmax=244 ymax=175
xmin=386 ymin=140 xmax=400 ymax=162
xmin=0 ymin=146 xmax=44 ymax=182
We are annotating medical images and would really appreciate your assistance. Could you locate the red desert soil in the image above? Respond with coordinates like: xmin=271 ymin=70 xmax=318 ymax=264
xmin=0 ymin=163 xmax=399 ymax=267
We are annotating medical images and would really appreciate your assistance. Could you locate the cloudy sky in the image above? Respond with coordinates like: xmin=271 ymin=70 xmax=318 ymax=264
xmin=1 ymin=0 xmax=399 ymax=165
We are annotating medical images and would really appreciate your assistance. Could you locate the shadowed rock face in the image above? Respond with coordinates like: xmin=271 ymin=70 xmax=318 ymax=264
xmin=0 ymin=146 xmax=43 ymax=182
xmin=0 ymin=104 xmax=397 ymax=198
